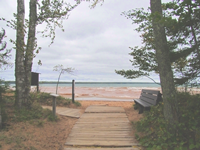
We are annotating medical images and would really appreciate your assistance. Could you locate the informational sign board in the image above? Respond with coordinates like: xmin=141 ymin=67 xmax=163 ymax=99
xmin=31 ymin=72 xmax=39 ymax=92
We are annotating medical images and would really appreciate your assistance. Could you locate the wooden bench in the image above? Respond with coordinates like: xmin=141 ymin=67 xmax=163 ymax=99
xmin=134 ymin=89 xmax=162 ymax=114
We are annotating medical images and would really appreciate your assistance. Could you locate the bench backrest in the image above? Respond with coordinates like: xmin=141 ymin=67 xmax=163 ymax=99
xmin=139 ymin=89 xmax=162 ymax=105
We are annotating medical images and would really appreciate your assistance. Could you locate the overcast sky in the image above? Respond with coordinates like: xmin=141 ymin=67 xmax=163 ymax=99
xmin=0 ymin=0 xmax=168 ymax=82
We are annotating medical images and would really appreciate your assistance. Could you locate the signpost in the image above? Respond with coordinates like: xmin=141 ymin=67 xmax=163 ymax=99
xmin=50 ymin=94 xmax=59 ymax=118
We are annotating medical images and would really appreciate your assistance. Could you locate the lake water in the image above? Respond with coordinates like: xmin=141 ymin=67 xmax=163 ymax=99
xmin=38 ymin=82 xmax=161 ymax=88
xmin=6 ymin=81 xmax=161 ymax=88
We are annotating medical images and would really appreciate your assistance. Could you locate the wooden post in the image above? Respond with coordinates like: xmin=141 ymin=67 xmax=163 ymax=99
xmin=72 ymin=80 xmax=75 ymax=103
xmin=50 ymin=94 xmax=59 ymax=118
xmin=37 ymin=84 xmax=39 ymax=93
xmin=0 ymin=107 xmax=2 ymax=129
xmin=52 ymin=97 xmax=56 ymax=117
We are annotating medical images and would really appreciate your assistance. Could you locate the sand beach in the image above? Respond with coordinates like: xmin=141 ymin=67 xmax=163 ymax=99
xmin=32 ymin=84 xmax=200 ymax=101
xmin=36 ymin=86 xmax=162 ymax=101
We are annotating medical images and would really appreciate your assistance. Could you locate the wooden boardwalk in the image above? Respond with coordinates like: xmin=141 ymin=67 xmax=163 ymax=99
xmin=65 ymin=105 xmax=140 ymax=150
xmin=85 ymin=105 xmax=125 ymax=113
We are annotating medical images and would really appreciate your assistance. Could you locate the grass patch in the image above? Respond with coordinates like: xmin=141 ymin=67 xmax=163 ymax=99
xmin=1 ymin=88 xmax=75 ymax=149
xmin=0 ymin=135 xmax=7 ymax=141
xmin=13 ymin=102 xmax=44 ymax=122
xmin=1 ymin=90 xmax=80 ymax=127
xmin=12 ymin=102 xmax=56 ymax=123
xmin=29 ymin=146 xmax=37 ymax=150
xmin=30 ymin=92 xmax=73 ymax=106
xmin=74 ymin=101 xmax=81 ymax=107
xmin=47 ymin=113 xmax=59 ymax=122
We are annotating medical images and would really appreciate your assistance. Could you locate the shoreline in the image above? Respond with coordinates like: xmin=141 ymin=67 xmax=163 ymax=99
xmin=34 ymin=86 xmax=162 ymax=100
xmin=29 ymin=86 xmax=200 ymax=101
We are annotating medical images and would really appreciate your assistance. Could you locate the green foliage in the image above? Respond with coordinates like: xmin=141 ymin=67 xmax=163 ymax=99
xmin=0 ymin=80 xmax=10 ymax=128
xmin=37 ymin=0 xmax=80 ymax=45
xmin=0 ymin=133 xmax=27 ymax=148
xmin=36 ymin=120 xmax=44 ymax=127
xmin=74 ymin=101 xmax=81 ymax=107
xmin=30 ymin=92 xmax=72 ymax=106
xmin=56 ymin=96 xmax=72 ymax=106
xmin=116 ymin=0 xmax=200 ymax=87
xmin=29 ymin=146 xmax=37 ymax=150
xmin=47 ymin=113 xmax=59 ymax=122
xmin=135 ymin=92 xmax=200 ymax=149
xmin=13 ymin=102 xmax=45 ymax=122
xmin=1 ymin=0 xmax=81 ymax=108
xmin=30 ymin=92 xmax=52 ymax=104
xmin=133 ymin=103 xmax=139 ymax=110
xmin=12 ymin=102 xmax=62 ymax=123
xmin=0 ymin=28 xmax=12 ymax=70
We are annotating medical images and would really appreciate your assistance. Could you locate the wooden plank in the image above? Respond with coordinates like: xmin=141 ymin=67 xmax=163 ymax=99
xmin=134 ymin=99 xmax=152 ymax=107
xmin=64 ymin=147 xmax=140 ymax=150
xmin=142 ymin=89 xmax=160 ymax=95
xmin=81 ymin=113 xmax=127 ymax=117
xmin=77 ymin=119 xmax=129 ymax=122
xmin=65 ymin=106 xmax=138 ymax=147
xmin=72 ymin=126 xmax=132 ymax=130
xmin=68 ymin=135 xmax=133 ymax=138
xmin=70 ymin=128 xmax=132 ymax=131
xmin=73 ymin=124 xmax=131 ymax=127
xmin=69 ymin=130 xmax=132 ymax=133
xmin=67 ymin=137 xmax=134 ymax=141
xmin=73 ymin=123 xmax=131 ymax=126
xmin=85 ymin=106 xmax=125 ymax=113
xmin=65 ymin=140 xmax=135 ymax=146
xmin=141 ymin=92 xmax=158 ymax=100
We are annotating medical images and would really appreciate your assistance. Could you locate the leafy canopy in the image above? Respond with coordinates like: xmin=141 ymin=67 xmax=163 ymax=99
xmin=116 ymin=0 xmax=200 ymax=87
xmin=0 ymin=28 xmax=11 ymax=70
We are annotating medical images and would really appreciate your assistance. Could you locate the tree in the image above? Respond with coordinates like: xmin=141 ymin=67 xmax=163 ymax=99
xmin=150 ymin=0 xmax=178 ymax=124
xmin=0 ymin=28 xmax=11 ymax=70
xmin=53 ymin=64 xmax=74 ymax=94
xmin=0 ymin=28 xmax=11 ymax=129
xmin=116 ymin=0 xmax=180 ymax=124
xmin=116 ymin=0 xmax=200 ymax=88
xmin=167 ymin=0 xmax=200 ymax=87
xmin=14 ymin=0 xmax=80 ymax=108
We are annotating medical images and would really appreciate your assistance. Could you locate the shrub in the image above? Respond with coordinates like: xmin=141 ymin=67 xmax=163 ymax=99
xmin=13 ymin=102 xmax=52 ymax=122
xmin=47 ymin=113 xmax=59 ymax=122
xmin=74 ymin=101 xmax=81 ymax=107
xmin=30 ymin=92 xmax=52 ymax=104
xmin=135 ymin=92 xmax=200 ymax=150
xmin=0 ymin=79 xmax=10 ymax=128
xmin=56 ymin=96 xmax=71 ymax=106
xmin=30 ymin=92 xmax=72 ymax=106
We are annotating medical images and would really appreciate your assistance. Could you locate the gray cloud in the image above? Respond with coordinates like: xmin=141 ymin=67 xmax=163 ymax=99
xmin=0 ymin=0 xmax=164 ymax=82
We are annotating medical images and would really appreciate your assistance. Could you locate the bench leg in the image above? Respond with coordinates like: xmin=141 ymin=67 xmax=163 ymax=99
xmin=134 ymin=103 xmax=139 ymax=110
xmin=138 ymin=105 xmax=144 ymax=114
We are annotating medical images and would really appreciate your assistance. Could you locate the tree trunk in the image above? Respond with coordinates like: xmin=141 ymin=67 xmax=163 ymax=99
xmin=15 ymin=0 xmax=25 ymax=108
xmin=24 ymin=0 xmax=37 ymax=104
xmin=150 ymin=0 xmax=178 ymax=124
